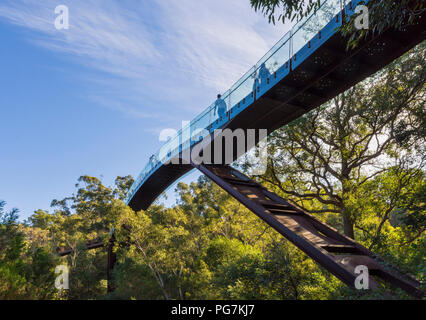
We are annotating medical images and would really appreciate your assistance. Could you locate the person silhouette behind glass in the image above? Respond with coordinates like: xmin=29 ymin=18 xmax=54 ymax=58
xmin=258 ymin=63 xmax=270 ymax=85
xmin=148 ymin=154 xmax=157 ymax=168
xmin=214 ymin=94 xmax=227 ymax=120
xmin=253 ymin=63 xmax=271 ymax=97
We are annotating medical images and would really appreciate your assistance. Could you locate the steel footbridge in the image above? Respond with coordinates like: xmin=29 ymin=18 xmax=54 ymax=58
xmin=124 ymin=0 xmax=426 ymax=298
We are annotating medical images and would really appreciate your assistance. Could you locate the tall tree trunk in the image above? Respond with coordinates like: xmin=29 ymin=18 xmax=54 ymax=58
xmin=343 ymin=211 xmax=355 ymax=239
xmin=341 ymin=180 xmax=355 ymax=239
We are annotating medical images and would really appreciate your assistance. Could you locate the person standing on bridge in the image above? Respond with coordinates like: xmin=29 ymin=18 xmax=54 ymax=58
xmin=148 ymin=154 xmax=157 ymax=168
xmin=258 ymin=63 xmax=271 ymax=85
xmin=253 ymin=63 xmax=271 ymax=99
xmin=213 ymin=94 xmax=227 ymax=120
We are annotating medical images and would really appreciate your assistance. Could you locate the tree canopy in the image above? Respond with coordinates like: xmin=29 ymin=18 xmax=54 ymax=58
xmin=0 ymin=36 xmax=424 ymax=301
xmin=250 ymin=0 xmax=426 ymax=47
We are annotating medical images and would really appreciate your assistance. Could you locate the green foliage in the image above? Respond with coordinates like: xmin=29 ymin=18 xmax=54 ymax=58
xmin=111 ymin=179 xmax=344 ymax=300
xmin=342 ymin=0 xmax=426 ymax=49
xmin=247 ymin=43 xmax=425 ymax=239
xmin=46 ymin=175 xmax=134 ymax=299
xmin=1 ymin=44 xmax=424 ymax=300
xmin=250 ymin=0 xmax=321 ymax=24
xmin=250 ymin=0 xmax=425 ymax=49
xmin=0 ymin=201 xmax=58 ymax=299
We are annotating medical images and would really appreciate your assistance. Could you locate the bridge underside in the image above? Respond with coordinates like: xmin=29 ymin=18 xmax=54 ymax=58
xmin=128 ymin=15 xmax=426 ymax=212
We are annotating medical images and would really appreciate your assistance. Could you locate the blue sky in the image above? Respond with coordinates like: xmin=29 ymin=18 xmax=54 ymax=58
xmin=0 ymin=0 xmax=291 ymax=219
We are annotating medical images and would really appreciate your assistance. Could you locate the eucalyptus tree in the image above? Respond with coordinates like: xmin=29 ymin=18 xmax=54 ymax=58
xmin=252 ymin=43 xmax=425 ymax=239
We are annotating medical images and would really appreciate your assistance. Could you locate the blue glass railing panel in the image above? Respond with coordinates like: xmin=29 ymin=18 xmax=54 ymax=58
xmin=292 ymin=0 xmax=342 ymax=56
xmin=256 ymin=32 xmax=291 ymax=99
xmin=191 ymin=106 xmax=211 ymax=142
xmin=181 ymin=122 xmax=191 ymax=150
xmin=229 ymin=66 xmax=255 ymax=117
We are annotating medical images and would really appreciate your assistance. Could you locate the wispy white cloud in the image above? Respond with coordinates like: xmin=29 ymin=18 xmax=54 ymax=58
xmin=157 ymin=0 xmax=289 ymax=91
xmin=0 ymin=0 xmax=161 ymax=78
xmin=0 ymin=0 xmax=291 ymax=125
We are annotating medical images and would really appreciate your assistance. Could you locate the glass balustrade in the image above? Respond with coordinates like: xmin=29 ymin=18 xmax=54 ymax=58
xmin=292 ymin=0 xmax=342 ymax=55
xmin=127 ymin=0 xmax=348 ymax=203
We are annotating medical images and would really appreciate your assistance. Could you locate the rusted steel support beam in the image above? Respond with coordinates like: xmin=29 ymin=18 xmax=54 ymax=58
xmin=194 ymin=163 xmax=424 ymax=299
xmin=57 ymin=230 xmax=118 ymax=294
xmin=195 ymin=164 xmax=358 ymax=287
xmin=57 ymin=239 xmax=104 ymax=257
